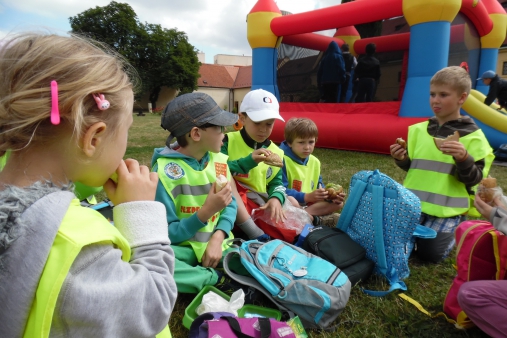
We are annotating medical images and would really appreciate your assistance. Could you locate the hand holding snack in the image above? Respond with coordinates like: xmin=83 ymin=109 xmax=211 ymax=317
xmin=262 ymin=152 xmax=284 ymax=168
xmin=251 ymin=148 xmax=272 ymax=163
xmin=215 ymin=174 xmax=228 ymax=193
xmin=304 ymin=188 xmax=328 ymax=203
xmin=325 ymin=183 xmax=343 ymax=199
xmin=433 ymin=131 xmax=460 ymax=149
xmin=390 ymin=138 xmax=407 ymax=161
xmin=396 ymin=138 xmax=406 ymax=149
xmin=477 ymin=176 xmax=498 ymax=205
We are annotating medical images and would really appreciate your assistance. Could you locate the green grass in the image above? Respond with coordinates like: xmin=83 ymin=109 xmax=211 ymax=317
xmin=128 ymin=114 xmax=506 ymax=338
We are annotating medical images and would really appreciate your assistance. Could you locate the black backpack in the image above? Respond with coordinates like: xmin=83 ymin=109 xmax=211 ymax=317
xmin=494 ymin=144 xmax=507 ymax=162
xmin=302 ymin=226 xmax=374 ymax=285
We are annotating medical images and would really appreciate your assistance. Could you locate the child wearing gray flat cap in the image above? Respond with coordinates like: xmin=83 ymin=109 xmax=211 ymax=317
xmin=151 ymin=92 xmax=258 ymax=298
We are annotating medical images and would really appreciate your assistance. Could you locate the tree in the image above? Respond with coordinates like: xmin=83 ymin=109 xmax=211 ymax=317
xmin=69 ymin=1 xmax=200 ymax=108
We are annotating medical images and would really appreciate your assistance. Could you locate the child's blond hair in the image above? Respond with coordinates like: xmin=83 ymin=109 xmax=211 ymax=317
xmin=0 ymin=32 xmax=138 ymax=156
xmin=430 ymin=66 xmax=471 ymax=95
xmin=284 ymin=118 xmax=318 ymax=144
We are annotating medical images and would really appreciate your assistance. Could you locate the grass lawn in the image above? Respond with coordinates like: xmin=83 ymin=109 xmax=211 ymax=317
xmin=128 ymin=114 xmax=506 ymax=338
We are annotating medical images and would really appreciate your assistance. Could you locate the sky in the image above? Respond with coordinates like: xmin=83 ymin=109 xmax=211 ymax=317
xmin=0 ymin=0 xmax=342 ymax=63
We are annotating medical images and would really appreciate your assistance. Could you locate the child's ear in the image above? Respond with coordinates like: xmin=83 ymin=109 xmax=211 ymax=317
xmin=81 ymin=122 xmax=107 ymax=158
xmin=458 ymin=92 xmax=468 ymax=105
xmin=189 ymin=127 xmax=202 ymax=141
xmin=239 ymin=113 xmax=247 ymax=123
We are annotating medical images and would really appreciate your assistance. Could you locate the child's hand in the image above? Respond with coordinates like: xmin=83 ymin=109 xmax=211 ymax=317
xmin=389 ymin=143 xmax=406 ymax=161
xmin=201 ymin=230 xmax=225 ymax=268
xmin=251 ymin=148 xmax=272 ymax=164
xmin=198 ymin=181 xmax=233 ymax=222
xmin=439 ymin=141 xmax=467 ymax=161
xmin=304 ymin=188 xmax=329 ymax=203
xmin=330 ymin=192 xmax=346 ymax=206
xmin=258 ymin=198 xmax=286 ymax=224
xmin=475 ymin=193 xmax=507 ymax=219
xmin=104 ymin=159 xmax=158 ymax=205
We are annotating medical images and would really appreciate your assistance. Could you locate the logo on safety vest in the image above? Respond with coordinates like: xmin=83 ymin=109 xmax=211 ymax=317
xmin=164 ymin=162 xmax=184 ymax=180
xmin=292 ymin=180 xmax=302 ymax=192
xmin=215 ymin=162 xmax=228 ymax=177
xmin=266 ymin=167 xmax=273 ymax=179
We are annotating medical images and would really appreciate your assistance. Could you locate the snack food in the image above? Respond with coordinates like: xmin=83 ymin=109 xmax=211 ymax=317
xmin=396 ymin=138 xmax=406 ymax=149
xmin=325 ymin=183 xmax=343 ymax=199
xmin=215 ymin=174 xmax=228 ymax=193
xmin=477 ymin=176 xmax=497 ymax=204
xmin=434 ymin=131 xmax=460 ymax=149
xmin=263 ymin=153 xmax=283 ymax=168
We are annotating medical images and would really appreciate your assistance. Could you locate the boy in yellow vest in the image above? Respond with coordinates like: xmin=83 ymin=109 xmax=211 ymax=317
xmin=152 ymin=92 xmax=247 ymax=295
xmin=221 ymin=89 xmax=298 ymax=242
xmin=390 ymin=66 xmax=494 ymax=262
xmin=280 ymin=118 xmax=345 ymax=226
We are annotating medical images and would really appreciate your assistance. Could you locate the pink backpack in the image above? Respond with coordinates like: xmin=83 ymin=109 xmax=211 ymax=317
xmin=443 ymin=220 xmax=507 ymax=328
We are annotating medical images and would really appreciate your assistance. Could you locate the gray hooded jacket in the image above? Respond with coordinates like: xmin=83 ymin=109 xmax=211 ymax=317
xmin=0 ymin=183 xmax=177 ymax=337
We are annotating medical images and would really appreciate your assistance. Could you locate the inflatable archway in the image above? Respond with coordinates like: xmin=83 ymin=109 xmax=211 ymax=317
xmin=247 ymin=0 xmax=507 ymax=152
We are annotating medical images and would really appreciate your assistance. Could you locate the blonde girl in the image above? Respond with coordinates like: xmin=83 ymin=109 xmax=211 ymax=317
xmin=0 ymin=33 xmax=176 ymax=337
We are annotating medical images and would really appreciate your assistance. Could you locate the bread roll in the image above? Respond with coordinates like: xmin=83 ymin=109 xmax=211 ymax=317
xmin=215 ymin=174 xmax=228 ymax=193
xmin=478 ymin=176 xmax=497 ymax=203
xmin=325 ymin=183 xmax=343 ymax=199
xmin=396 ymin=138 xmax=406 ymax=149
xmin=434 ymin=131 xmax=460 ymax=149
xmin=263 ymin=153 xmax=283 ymax=168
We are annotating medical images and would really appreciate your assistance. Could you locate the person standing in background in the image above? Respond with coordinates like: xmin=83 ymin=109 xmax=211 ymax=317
xmin=354 ymin=43 xmax=381 ymax=103
xmin=340 ymin=43 xmax=357 ymax=103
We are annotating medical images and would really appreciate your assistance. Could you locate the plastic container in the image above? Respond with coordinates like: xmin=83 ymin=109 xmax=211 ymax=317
xmin=183 ymin=286 xmax=283 ymax=329
xmin=182 ymin=285 xmax=231 ymax=329
xmin=237 ymin=305 xmax=282 ymax=320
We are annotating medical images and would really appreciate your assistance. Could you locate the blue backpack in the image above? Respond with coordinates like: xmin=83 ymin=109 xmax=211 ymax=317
xmin=223 ymin=239 xmax=351 ymax=329
xmin=336 ymin=170 xmax=435 ymax=296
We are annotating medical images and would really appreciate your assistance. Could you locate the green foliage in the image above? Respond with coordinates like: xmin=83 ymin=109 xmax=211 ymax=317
xmin=69 ymin=1 xmax=200 ymax=107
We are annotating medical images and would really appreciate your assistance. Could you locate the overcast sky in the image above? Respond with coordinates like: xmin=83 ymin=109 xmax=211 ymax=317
xmin=0 ymin=0 xmax=342 ymax=63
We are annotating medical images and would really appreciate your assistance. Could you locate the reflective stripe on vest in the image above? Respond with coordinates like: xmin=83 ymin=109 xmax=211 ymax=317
xmin=283 ymin=154 xmax=321 ymax=193
xmin=227 ymin=131 xmax=284 ymax=193
xmin=404 ymin=121 xmax=494 ymax=217
xmin=156 ymin=152 xmax=232 ymax=261
xmin=23 ymin=199 xmax=172 ymax=338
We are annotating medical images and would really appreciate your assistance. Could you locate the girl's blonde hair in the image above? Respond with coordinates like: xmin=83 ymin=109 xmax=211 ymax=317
xmin=0 ymin=32 xmax=139 ymax=156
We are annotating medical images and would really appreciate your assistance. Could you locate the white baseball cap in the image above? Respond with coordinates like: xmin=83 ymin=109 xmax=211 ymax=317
xmin=240 ymin=89 xmax=285 ymax=122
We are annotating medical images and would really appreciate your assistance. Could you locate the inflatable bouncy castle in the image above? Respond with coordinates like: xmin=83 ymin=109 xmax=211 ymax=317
xmin=247 ymin=0 xmax=507 ymax=153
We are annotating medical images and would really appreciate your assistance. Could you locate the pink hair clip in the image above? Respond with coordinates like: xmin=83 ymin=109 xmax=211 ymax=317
xmin=93 ymin=93 xmax=110 ymax=111
xmin=50 ymin=80 xmax=60 ymax=125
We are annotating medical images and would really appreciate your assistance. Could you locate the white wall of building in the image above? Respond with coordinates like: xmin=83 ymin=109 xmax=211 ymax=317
xmin=214 ymin=54 xmax=252 ymax=66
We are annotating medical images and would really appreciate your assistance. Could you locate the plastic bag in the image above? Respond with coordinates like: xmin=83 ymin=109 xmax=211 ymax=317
xmin=251 ymin=197 xmax=312 ymax=235
xmin=196 ymin=289 xmax=244 ymax=316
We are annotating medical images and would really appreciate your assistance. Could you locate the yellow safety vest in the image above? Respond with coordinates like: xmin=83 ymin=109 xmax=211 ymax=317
xmin=283 ymin=154 xmax=321 ymax=193
xmin=0 ymin=150 xmax=10 ymax=171
xmin=156 ymin=152 xmax=232 ymax=262
xmin=404 ymin=121 xmax=494 ymax=218
xmin=23 ymin=199 xmax=172 ymax=338
xmin=227 ymin=131 xmax=284 ymax=193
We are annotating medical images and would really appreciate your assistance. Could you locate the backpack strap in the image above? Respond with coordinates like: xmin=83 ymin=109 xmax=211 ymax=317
xmin=363 ymin=171 xmax=408 ymax=296
xmin=336 ymin=172 xmax=371 ymax=231
xmin=221 ymin=316 xmax=271 ymax=338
